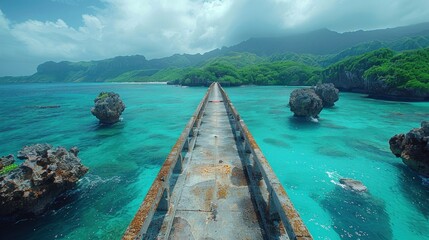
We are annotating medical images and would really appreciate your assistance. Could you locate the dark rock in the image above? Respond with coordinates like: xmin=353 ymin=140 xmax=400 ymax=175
xmin=0 ymin=155 xmax=15 ymax=170
xmin=17 ymin=143 xmax=52 ymax=160
xmin=324 ymin=68 xmax=366 ymax=92
xmin=37 ymin=105 xmax=60 ymax=109
xmin=365 ymin=77 xmax=429 ymax=101
xmin=324 ymin=68 xmax=429 ymax=101
xmin=70 ymin=147 xmax=79 ymax=156
xmin=0 ymin=144 xmax=88 ymax=219
xmin=314 ymin=83 xmax=339 ymax=107
xmin=389 ymin=121 xmax=429 ymax=177
xmin=320 ymin=185 xmax=392 ymax=239
xmin=339 ymin=178 xmax=368 ymax=192
xmin=25 ymin=105 xmax=61 ymax=109
xmin=91 ymin=92 xmax=125 ymax=124
xmin=289 ymin=88 xmax=323 ymax=118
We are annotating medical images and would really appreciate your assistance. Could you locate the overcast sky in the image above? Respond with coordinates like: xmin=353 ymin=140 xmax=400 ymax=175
xmin=1 ymin=0 xmax=429 ymax=76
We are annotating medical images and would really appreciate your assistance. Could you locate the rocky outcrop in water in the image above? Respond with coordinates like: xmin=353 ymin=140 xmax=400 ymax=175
xmin=0 ymin=155 xmax=14 ymax=170
xmin=323 ymin=67 xmax=429 ymax=101
xmin=0 ymin=144 xmax=88 ymax=219
xmin=289 ymin=88 xmax=323 ymax=118
xmin=389 ymin=121 xmax=429 ymax=177
xmin=363 ymin=76 xmax=428 ymax=101
xmin=17 ymin=143 xmax=52 ymax=160
xmin=314 ymin=83 xmax=339 ymax=107
xmin=91 ymin=92 xmax=125 ymax=124
xmin=339 ymin=178 xmax=368 ymax=192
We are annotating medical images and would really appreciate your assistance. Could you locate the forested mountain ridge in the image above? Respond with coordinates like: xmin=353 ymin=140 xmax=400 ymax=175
xmin=1 ymin=22 xmax=429 ymax=83
xmin=227 ymin=22 xmax=429 ymax=56
xmin=1 ymin=23 xmax=429 ymax=100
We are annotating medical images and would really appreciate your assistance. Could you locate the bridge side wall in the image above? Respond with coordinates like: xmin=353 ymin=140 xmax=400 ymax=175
xmin=122 ymin=83 xmax=214 ymax=240
xmin=218 ymin=83 xmax=313 ymax=240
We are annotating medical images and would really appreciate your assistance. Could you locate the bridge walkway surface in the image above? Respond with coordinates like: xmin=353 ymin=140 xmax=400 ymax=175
xmin=123 ymin=83 xmax=313 ymax=240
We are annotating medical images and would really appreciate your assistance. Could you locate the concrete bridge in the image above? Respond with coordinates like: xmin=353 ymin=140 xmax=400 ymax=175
xmin=123 ymin=83 xmax=312 ymax=240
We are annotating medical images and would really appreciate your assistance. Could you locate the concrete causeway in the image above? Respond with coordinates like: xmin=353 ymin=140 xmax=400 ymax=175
xmin=123 ymin=83 xmax=312 ymax=240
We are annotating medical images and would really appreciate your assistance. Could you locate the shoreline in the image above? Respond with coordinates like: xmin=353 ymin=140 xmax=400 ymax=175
xmin=114 ymin=81 xmax=168 ymax=85
xmin=0 ymin=81 xmax=427 ymax=102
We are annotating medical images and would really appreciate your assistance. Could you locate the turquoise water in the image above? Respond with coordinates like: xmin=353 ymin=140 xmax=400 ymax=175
xmin=0 ymin=84 xmax=428 ymax=239
xmin=227 ymin=86 xmax=429 ymax=240
xmin=0 ymin=83 xmax=206 ymax=239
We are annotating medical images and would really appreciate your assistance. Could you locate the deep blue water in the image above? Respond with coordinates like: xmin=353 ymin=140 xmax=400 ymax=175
xmin=0 ymin=83 xmax=428 ymax=239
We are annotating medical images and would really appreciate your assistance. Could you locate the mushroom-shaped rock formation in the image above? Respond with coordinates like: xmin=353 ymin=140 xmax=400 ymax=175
xmin=0 ymin=144 xmax=88 ymax=219
xmin=91 ymin=92 xmax=126 ymax=124
xmin=389 ymin=121 xmax=429 ymax=177
xmin=314 ymin=83 xmax=340 ymax=107
xmin=339 ymin=178 xmax=368 ymax=192
xmin=289 ymin=88 xmax=323 ymax=118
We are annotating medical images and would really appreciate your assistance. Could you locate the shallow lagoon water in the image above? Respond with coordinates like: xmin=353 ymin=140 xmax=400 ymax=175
xmin=0 ymin=83 xmax=428 ymax=239
xmin=227 ymin=86 xmax=429 ymax=240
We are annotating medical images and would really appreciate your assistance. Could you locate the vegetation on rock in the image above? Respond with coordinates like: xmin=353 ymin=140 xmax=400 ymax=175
xmin=91 ymin=92 xmax=126 ymax=124
xmin=323 ymin=48 xmax=429 ymax=99
xmin=364 ymin=48 xmax=429 ymax=92
xmin=0 ymin=164 xmax=18 ymax=175
xmin=0 ymin=144 xmax=88 ymax=220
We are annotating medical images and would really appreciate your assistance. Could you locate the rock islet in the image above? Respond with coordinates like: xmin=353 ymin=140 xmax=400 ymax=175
xmin=91 ymin=92 xmax=126 ymax=124
xmin=0 ymin=144 xmax=88 ymax=219
xmin=389 ymin=121 xmax=429 ymax=177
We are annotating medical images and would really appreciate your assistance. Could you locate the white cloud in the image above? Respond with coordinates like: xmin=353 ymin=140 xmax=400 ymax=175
xmin=94 ymin=0 xmax=236 ymax=56
xmin=80 ymin=14 xmax=103 ymax=36
xmin=1 ymin=0 xmax=429 ymax=75
xmin=0 ymin=9 xmax=10 ymax=31
xmin=11 ymin=19 xmax=79 ymax=57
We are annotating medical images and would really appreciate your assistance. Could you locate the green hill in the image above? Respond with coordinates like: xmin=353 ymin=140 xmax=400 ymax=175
xmin=1 ymin=22 xmax=429 ymax=101
xmin=170 ymin=61 xmax=321 ymax=86
xmin=323 ymin=48 xmax=429 ymax=100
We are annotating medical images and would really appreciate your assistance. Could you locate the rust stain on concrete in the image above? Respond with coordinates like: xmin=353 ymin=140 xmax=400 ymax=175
xmin=217 ymin=184 xmax=229 ymax=199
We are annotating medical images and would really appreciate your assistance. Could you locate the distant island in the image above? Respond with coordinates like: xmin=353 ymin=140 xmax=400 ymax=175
xmin=1 ymin=23 xmax=429 ymax=101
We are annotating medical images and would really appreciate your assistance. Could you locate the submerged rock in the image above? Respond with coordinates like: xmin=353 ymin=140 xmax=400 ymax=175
xmin=25 ymin=105 xmax=61 ymax=109
xmin=389 ymin=121 xmax=429 ymax=177
xmin=314 ymin=83 xmax=339 ymax=107
xmin=289 ymin=88 xmax=323 ymax=118
xmin=339 ymin=178 xmax=368 ymax=192
xmin=0 ymin=144 xmax=88 ymax=219
xmin=91 ymin=92 xmax=125 ymax=124
xmin=320 ymin=185 xmax=392 ymax=239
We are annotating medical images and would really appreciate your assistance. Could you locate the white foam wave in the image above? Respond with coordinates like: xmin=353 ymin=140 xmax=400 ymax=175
xmin=420 ymin=176 xmax=429 ymax=186
xmin=78 ymin=174 xmax=122 ymax=190
xmin=309 ymin=117 xmax=319 ymax=123
xmin=326 ymin=171 xmax=342 ymax=180
xmin=326 ymin=171 xmax=346 ymax=188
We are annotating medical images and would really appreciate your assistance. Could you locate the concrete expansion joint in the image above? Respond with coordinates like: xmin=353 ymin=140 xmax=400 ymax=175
xmin=177 ymin=209 xmax=212 ymax=213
